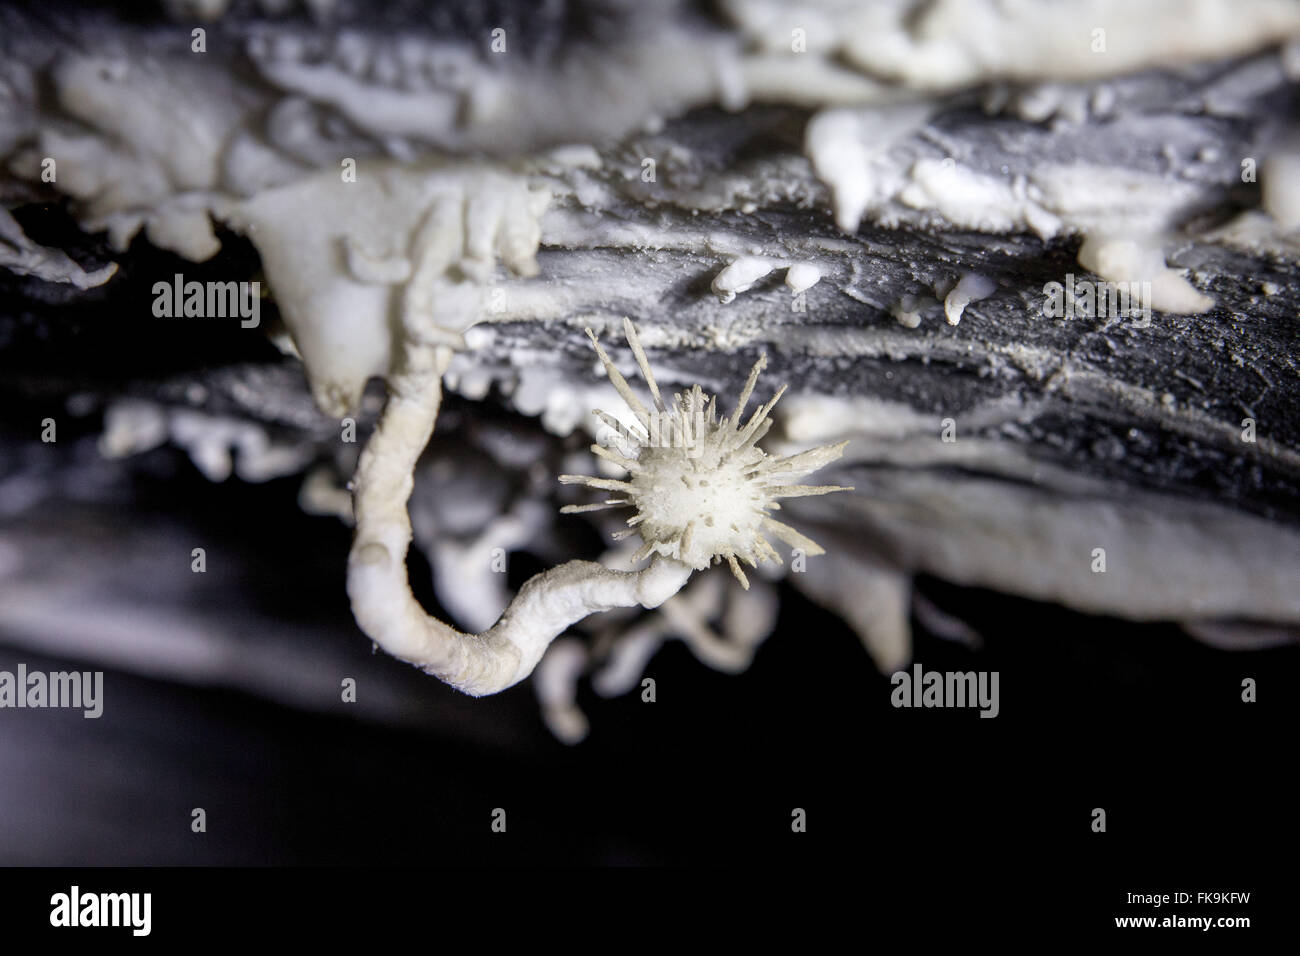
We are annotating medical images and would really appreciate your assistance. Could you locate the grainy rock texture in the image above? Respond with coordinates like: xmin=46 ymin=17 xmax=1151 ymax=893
xmin=2 ymin=0 xmax=1299 ymax=739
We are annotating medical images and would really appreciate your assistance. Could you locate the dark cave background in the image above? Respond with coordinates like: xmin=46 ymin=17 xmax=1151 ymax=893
xmin=0 ymin=409 xmax=1294 ymax=870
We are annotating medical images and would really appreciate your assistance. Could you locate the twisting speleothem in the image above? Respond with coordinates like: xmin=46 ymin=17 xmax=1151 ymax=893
xmin=345 ymin=313 xmax=851 ymax=696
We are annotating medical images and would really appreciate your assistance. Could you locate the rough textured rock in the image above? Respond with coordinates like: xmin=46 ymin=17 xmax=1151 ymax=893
xmin=2 ymin=0 xmax=1299 ymax=740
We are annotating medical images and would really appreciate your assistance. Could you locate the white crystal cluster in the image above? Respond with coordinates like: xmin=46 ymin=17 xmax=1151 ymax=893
xmin=561 ymin=319 xmax=851 ymax=588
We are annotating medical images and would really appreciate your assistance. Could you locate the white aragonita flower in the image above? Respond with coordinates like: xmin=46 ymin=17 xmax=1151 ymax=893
xmin=561 ymin=318 xmax=853 ymax=589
